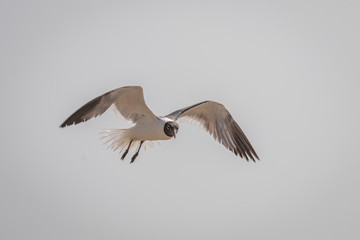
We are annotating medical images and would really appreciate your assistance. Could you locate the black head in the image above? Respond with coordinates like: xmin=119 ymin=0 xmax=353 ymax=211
xmin=164 ymin=121 xmax=179 ymax=138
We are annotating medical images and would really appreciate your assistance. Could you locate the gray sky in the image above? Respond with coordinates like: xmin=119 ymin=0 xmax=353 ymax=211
xmin=1 ymin=0 xmax=359 ymax=239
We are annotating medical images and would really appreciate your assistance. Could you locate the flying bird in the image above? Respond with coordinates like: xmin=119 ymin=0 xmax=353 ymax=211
xmin=60 ymin=86 xmax=259 ymax=163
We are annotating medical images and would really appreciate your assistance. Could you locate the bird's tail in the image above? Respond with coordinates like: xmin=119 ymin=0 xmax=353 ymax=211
xmin=100 ymin=129 xmax=133 ymax=152
xmin=100 ymin=129 xmax=160 ymax=153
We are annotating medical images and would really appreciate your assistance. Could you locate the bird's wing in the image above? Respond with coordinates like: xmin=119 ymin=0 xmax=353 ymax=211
xmin=166 ymin=101 xmax=259 ymax=161
xmin=60 ymin=86 xmax=157 ymax=128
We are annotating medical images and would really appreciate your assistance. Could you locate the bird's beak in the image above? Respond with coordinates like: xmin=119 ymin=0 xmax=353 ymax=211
xmin=173 ymin=128 xmax=178 ymax=138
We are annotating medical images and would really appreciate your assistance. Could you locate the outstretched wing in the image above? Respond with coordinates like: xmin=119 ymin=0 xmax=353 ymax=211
xmin=166 ymin=101 xmax=259 ymax=161
xmin=60 ymin=86 xmax=157 ymax=128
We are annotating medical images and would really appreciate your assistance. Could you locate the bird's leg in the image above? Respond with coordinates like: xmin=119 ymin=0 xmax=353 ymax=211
xmin=130 ymin=141 xmax=144 ymax=163
xmin=121 ymin=140 xmax=133 ymax=160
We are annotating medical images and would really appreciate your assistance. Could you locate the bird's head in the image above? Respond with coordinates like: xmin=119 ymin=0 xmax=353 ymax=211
xmin=164 ymin=121 xmax=179 ymax=138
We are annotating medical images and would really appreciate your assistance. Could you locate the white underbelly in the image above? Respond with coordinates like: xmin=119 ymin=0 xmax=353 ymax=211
xmin=130 ymin=120 xmax=172 ymax=141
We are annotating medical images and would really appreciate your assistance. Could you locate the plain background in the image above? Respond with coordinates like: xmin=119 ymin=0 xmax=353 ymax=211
xmin=1 ymin=0 xmax=359 ymax=239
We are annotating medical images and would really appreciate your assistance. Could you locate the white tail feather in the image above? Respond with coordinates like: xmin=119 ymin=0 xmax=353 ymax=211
xmin=100 ymin=129 xmax=160 ymax=153
xmin=100 ymin=129 xmax=133 ymax=153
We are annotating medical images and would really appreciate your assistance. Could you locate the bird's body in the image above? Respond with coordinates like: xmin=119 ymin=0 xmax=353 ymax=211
xmin=60 ymin=86 xmax=259 ymax=163
xmin=125 ymin=117 xmax=174 ymax=141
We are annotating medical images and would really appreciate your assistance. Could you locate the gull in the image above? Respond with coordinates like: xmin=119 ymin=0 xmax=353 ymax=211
xmin=60 ymin=86 xmax=259 ymax=163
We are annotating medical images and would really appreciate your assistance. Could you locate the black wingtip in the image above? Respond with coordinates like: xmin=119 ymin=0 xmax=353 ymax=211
xmin=59 ymin=121 xmax=72 ymax=128
xmin=59 ymin=119 xmax=82 ymax=128
xmin=229 ymin=118 xmax=260 ymax=162
xmin=245 ymin=150 xmax=259 ymax=162
xmin=246 ymin=150 xmax=260 ymax=162
xmin=59 ymin=90 xmax=113 ymax=130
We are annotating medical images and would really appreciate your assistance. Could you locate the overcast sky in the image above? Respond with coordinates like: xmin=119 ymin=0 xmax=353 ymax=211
xmin=1 ymin=0 xmax=359 ymax=239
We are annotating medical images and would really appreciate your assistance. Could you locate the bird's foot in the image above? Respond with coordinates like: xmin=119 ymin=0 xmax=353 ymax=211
xmin=130 ymin=153 xmax=138 ymax=163
xmin=121 ymin=150 xmax=129 ymax=160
